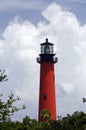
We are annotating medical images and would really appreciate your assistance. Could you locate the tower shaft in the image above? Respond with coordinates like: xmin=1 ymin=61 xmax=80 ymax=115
xmin=39 ymin=63 xmax=56 ymax=121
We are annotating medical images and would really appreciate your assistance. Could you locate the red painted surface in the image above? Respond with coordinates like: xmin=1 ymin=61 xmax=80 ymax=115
xmin=38 ymin=62 xmax=56 ymax=121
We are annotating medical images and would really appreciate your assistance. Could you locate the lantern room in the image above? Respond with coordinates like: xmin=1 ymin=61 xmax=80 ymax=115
xmin=41 ymin=38 xmax=54 ymax=54
xmin=37 ymin=38 xmax=58 ymax=64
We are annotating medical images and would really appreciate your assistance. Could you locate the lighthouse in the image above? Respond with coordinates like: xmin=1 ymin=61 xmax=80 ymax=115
xmin=37 ymin=39 xmax=58 ymax=121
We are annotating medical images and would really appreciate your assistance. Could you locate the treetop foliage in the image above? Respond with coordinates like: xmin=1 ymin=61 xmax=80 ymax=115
xmin=0 ymin=111 xmax=86 ymax=130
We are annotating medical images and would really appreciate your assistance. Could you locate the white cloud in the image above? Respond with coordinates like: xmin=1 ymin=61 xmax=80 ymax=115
xmin=0 ymin=2 xmax=86 ymax=120
xmin=61 ymin=82 xmax=75 ymax=93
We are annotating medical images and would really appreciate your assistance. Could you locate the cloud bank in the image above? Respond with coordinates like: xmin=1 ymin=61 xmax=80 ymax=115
xmin=0 ymin=3 xmax=86 ymax=120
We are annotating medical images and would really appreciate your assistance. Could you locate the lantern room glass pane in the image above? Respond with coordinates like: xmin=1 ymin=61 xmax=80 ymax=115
xmin=50 ymin=46 xmax=53 ymax=54
xmin=41 ymin=45 xmax=45 ymax=54
xmin=41 ymin=44 xmax=53 ymax=54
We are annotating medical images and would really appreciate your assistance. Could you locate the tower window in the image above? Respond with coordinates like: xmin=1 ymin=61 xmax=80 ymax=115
xmin=43 ymin=94 xmax=47 ymax=100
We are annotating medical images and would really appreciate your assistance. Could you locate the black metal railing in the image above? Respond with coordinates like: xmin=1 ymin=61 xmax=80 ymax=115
xmin=37 ymin=56 xmax=58 ymax=64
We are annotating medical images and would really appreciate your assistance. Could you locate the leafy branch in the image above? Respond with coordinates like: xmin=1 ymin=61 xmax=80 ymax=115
xmin=82 ymin=98 xmax=86 ymax=103
xmin=0 ymin=69 xmax=8 ymax=82
xmin=0 ymin=69 xmax=26 ymax=122
xmin=0 ymin=91 xmax=26 ymax=122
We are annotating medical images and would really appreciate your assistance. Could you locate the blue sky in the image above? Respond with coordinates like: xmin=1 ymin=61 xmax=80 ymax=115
xmin=0 ymin=0 xmax=86 ymax=121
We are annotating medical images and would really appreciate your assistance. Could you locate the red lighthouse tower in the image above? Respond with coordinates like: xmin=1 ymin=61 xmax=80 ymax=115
xmin=37 ymin=39 xmax=58 ymax=121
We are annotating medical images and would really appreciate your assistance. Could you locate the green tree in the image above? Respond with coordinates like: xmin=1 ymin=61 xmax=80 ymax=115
xmin=0 ymin=69 xmax=26 ymax=122
xmin=60 ymin=111 xmax=86 ymax=130
xmin=23 ymin=116 xmax=31 ymax=125
xmin=0 ymin=92 xmax=26 ymax=122
xmin=40 ymin=109 xmax=51 ymax=122
xmin=23 ymin=116 xmax=39 ymax=130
